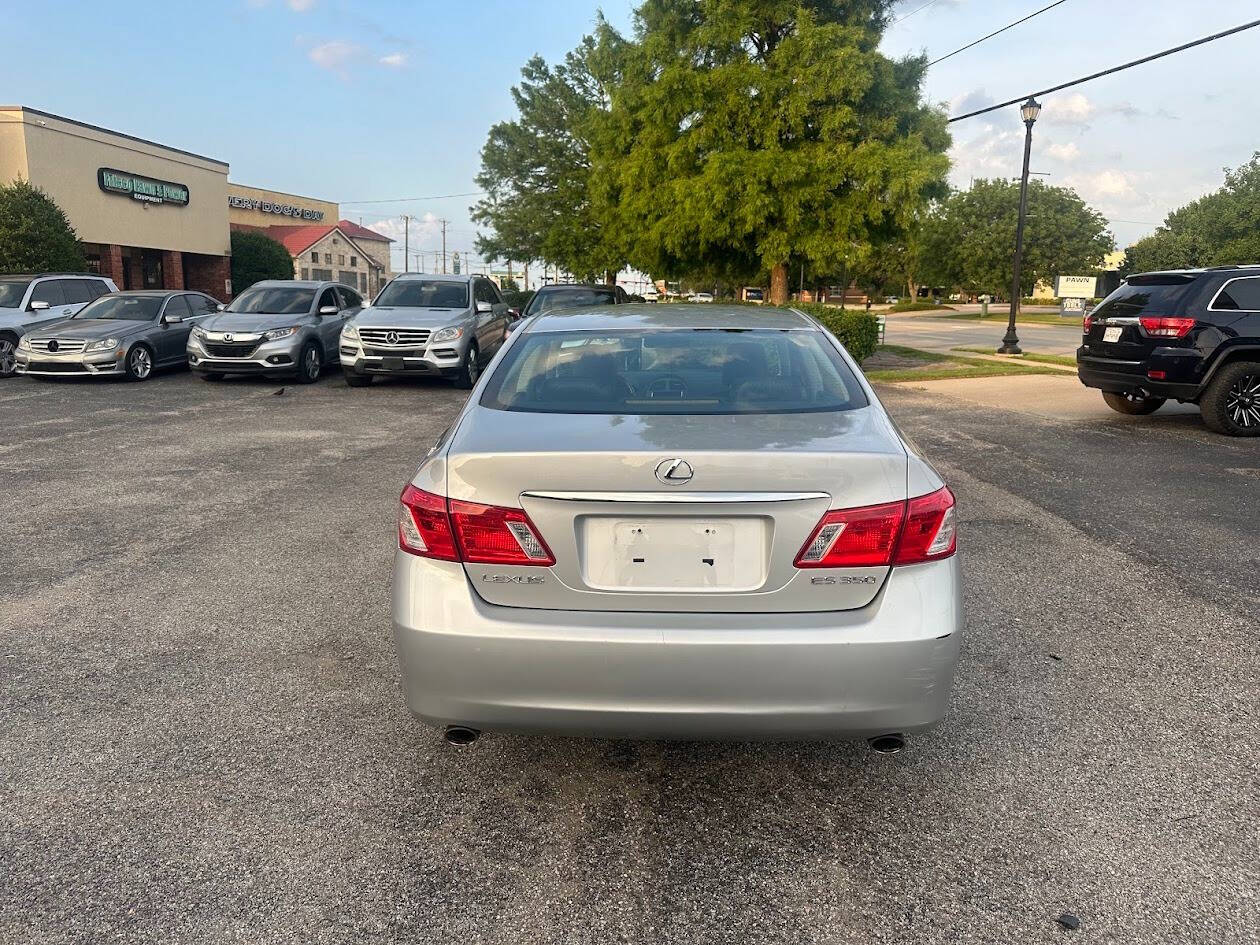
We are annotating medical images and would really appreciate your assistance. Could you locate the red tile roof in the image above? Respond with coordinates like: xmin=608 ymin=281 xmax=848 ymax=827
xmin=264 ymin=224 xmax=336 ymax=256
xmin=337 ymin=220 xmax=394 ymax=244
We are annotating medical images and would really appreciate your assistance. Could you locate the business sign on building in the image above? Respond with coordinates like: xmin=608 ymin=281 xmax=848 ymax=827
xmin=1055 ymin=275 xmax=1098 ymax=299
xmin=228 ymin=195 xmax=325 ymax=221
xmin=98 ymin=168 xmax=189 ymax=206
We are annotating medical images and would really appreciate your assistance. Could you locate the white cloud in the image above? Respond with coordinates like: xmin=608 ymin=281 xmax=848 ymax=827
xmin=307 ymin=40 xmax=361 ymax=75
xmin=949 ymin=88 xmax=993 ymax=116
xmin=379 ymin=52 xmax=407 ymax=68
xmin=1044 ymin=142 xmax=1081 ymax=163
xmin=1041 ymin=93 xmax=1095 ymax=127
xmin=287 ymin=0 xmax=315 ymax=9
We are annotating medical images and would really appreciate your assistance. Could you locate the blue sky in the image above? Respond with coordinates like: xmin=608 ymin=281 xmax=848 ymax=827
xmin=4 ymin=0 xmax=1258 ymax=271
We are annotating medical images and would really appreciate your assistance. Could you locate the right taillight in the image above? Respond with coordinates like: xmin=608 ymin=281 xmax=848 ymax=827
xmin=398 ymin=485 xmax=554 ymax=566
xmin=795 ymin=487 xmax=957 ymax=569
xmin=893 ymin=486 xmax=957 ymax=564
xmin=1139 ymin=315 xmax=1195 ymax=338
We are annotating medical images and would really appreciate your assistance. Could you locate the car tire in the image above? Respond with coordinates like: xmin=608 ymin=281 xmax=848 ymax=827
xmin=453 ymin=343 xmax=480 ymax=390
xmin=200 ymin=372 xmax=225 ymax=382
xmin=344 ymin=370 xmax=373 ymax=388
xmin=1201 ymin=360 xmax=1260 ymax=436
xmin=125 ymin=344 xmax=154 ymax=382
xmin=1102 ymin=390 xmax=1165 ymax=416
xmin=0 ymin=332 xmax=18 ymax=378
xmin=296 ymin=342 xmax=322 ymax=385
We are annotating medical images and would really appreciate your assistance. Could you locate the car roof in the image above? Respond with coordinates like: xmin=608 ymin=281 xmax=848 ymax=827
xmin=393 ymin=273 xmax=474 ymax=283
xmin=0 ymin=272 xmax=103 ymax=280
xmin=248 ymin=280 xmax=329 ymax=289
xmin=526 ymin=303 xmax=817 ymax=333
xmin=109 ymin=289 xmax=186 ymax=297
xmin=536 ymin=283 xmax=615 ymax=290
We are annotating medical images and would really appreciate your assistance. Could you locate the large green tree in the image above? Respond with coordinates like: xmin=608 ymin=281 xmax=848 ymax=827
xmin=230 ymin=231 xmax=293 ymax=291
xmin=472 ymin=35 xmax=625 ymax=282
xmin=588 ymin=0 xmax=949 ymax=303
xmin=1125 ymin=153 xmax=1260 ymax=273
xmin=0 ymin=179 xmax=85 ymax=272
xmin=922 ymin=179 xmax=1113 ymax=297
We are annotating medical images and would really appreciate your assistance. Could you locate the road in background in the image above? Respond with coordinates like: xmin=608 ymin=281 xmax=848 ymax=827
xmin=1 ymin=373 xmax=1256 ymax=945
xmin=884 ymin=310 xmax=1082 ymax=357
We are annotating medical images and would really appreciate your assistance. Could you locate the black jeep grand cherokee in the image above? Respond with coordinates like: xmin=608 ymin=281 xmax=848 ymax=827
xmin=1078 ymin=266 xmax=1260 ymax=436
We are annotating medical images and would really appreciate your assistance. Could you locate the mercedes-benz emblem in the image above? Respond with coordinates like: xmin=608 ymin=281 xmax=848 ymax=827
xmin=655 ymin=458 xmax=694 ymax=485
xmin=385 ymin=330 xmax=400 ymax=345
xmin=47 ymin=339 xmax=59 ymax=352
xmin=223 ymin=333 xmax=234 ymax=342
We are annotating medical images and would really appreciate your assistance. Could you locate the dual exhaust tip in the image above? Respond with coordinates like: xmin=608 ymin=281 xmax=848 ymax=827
xmin=443 ymin=726 xmax=905 ymax=753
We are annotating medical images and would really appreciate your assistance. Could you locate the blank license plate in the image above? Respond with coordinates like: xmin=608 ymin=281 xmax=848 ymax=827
xmin=581 ymin=518 xmax=767 ymax=592
xmin=1103 ymin=326 xmax=1123 ymax=343
xmin=382 ymin=357 xmax=406 ymax=371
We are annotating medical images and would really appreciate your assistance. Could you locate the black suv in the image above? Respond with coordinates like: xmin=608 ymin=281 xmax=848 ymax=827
xmin=1077 ymin=266 xmax=1260 ymax=436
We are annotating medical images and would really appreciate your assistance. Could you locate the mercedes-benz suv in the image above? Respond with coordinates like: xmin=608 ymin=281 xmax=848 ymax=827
xmin=1077 ymin=266 xmax=1260 ymax=436
xmin=340 ymin=274 xmax=508 ymax=389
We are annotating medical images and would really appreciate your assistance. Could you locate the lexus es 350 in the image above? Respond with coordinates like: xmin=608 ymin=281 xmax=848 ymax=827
xmin=392 ymin=304 xmax=961 ymax=746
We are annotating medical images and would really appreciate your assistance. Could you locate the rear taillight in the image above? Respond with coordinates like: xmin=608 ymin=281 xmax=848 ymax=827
xmin=1083 ymin=312 xmax=1093 ymax=334
xmin=399 ymin=485 xmax=459 ymax=561
xmin=893 ymin=487 xmax=957 ymax=564
xmin=1139 ymin=315 xmax=1195 ymax=338
xmin=795 ymin=487 xmax=956 ymax=569
xmin=398 ymin=485 xmax=553 ymax=565
xmin=449 ymin=500 xmax=555 ymax=565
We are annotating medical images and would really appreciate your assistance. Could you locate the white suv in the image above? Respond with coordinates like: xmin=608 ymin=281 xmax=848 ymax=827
xmin=0 ymin=273 xmax=118 ymax=377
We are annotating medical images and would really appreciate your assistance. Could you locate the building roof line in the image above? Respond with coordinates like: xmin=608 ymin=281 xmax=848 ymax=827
xmin=0 ymin=106 xmax=229 ymax=168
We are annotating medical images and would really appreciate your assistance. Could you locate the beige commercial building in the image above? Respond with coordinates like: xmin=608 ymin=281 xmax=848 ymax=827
xmin=226 ymin=183 xmax=338 ymax=229
xmin=0 ymin=105 xmax=232 ymax=299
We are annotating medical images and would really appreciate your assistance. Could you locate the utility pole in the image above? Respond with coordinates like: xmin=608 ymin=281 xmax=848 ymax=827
xmin=439 ymin=219 xmax=449 ymax=274
xmin=402 ymin=214 xmax=413 ymax=273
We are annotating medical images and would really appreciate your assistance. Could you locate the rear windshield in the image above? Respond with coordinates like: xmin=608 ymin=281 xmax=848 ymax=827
xmin=523 ymin=288 xmax=616 ymax=316
xmin=1092 ymin=276 xmax=1199 ymax=318
xmin=0 ymin=280 xmax=30 ymax=308
xmin=375 ymin=279 xmax=468 ymax=309
xmin=480 ymin=329 xmax=869 ymax=415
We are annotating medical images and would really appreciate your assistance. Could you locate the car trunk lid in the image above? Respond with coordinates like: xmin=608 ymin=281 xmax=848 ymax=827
xmin=445 ymin=407 xmax=908 ymax=613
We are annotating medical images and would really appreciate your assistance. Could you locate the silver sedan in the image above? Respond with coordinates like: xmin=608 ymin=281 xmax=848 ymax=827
xmin=392 ymin=304 xmax=961 ymax=748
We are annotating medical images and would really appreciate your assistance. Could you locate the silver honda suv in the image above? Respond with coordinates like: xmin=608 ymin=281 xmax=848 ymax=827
xmin=339 ymin=274 xmax=509 ymax=388
xmin=188 ymin=280 xmax=361 ymax=383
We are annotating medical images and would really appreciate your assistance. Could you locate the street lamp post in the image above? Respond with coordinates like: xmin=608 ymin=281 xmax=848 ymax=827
xmin=999 ymin=96 xmax=1042 ymax=355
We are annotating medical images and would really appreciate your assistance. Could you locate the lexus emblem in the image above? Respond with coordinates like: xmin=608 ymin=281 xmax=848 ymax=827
xmin=47 ymin=339 xmax=59 ymax=352
xmin=655 ymin=458 xmax=694 ymax=485
xmin=223 ymin=333 xmax=234 ymax=342
xmin=385 ymin=330 xmax=400 ymax=345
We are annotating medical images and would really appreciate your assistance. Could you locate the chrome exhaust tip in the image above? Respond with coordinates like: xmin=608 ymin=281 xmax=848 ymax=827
xmin=442 ymin=725 xmax=481 ymax=747
xmin=868 ymin=733 xmax=905 ymax=755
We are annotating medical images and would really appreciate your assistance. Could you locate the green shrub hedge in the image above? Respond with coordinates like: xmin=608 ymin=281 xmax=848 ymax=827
xmin=789 ymin=303 xmax=880 ymax=363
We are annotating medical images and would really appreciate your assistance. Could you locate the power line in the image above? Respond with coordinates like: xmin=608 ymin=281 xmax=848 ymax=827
xmin=930 ymin=1 xmax=1070 ymax=66
xmin=341 ymin=191 xmax=486 ymax=206
xmin=890 ymin=0 xmax=946 ymax=27
xmin=949 ymin=18 xmax=1260 ymax=122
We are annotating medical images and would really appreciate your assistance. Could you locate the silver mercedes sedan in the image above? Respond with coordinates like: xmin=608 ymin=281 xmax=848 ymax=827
xmin=392 ymin=304 xmax=961 ymax=748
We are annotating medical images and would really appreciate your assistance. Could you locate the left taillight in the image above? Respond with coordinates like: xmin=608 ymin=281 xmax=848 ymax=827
xmin=398 ymin=485 xmax=554 ymax=566
xmin=399 ymin=485 xmax=459 ymax=561
xmin=1139 ymin=315 xmax=1195 ymax=338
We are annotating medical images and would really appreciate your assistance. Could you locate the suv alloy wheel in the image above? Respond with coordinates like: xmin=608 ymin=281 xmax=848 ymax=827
xmin=1201 ymin=360 xmax=1260 ymax=436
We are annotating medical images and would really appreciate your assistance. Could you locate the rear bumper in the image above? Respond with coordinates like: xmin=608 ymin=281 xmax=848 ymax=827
xmin=1076 ymin=348 xmax=1202 ymax=401
xmin=391 ymin=554 xmax=963 ymax=740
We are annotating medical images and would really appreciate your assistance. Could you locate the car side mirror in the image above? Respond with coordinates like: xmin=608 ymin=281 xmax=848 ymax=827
xmin=28 ymin=300 xmax=50 ymax=311
xmin=318 ymin=305 xmax=339 ymax=315
xmin=476 ymin=300 xmax=493 ymax=314
xmin=216 ymin=303 xmax=226 ymax=311
xmin=507 ymin=308 xmax=521 ymax=320
xmin=163 ymin=315 xmax=184 ymax=324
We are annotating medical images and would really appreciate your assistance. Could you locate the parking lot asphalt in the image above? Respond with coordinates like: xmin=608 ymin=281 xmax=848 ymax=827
xmin=2 ymin=368 xmax=1257 ymax=945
